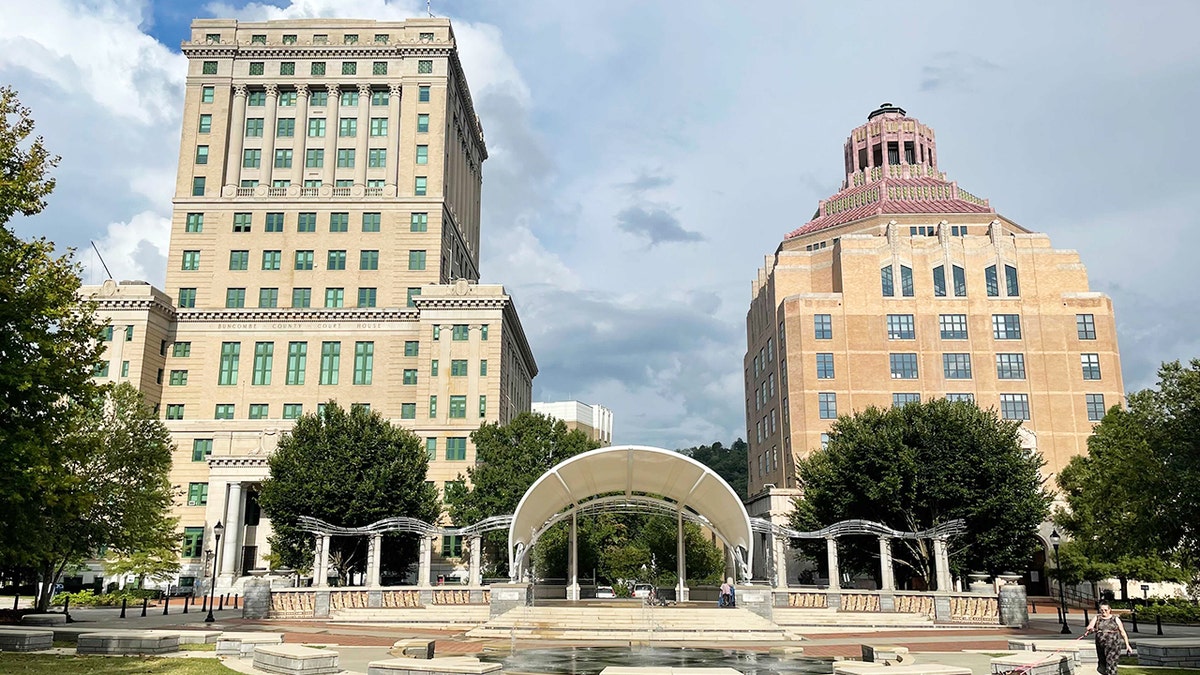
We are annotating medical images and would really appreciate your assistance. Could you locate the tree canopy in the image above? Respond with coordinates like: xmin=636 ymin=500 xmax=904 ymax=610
xmin=259 ymin=402 xmax=441 ymax=583
xmin=679 ymin=439 xmax=748 ymax=498
xmin=791 ymin=398 xmax=1052 ymax=586
xmin=1055 ymin=360 xmax=1200 ymax=597
xmin=447 ymin=412 xmax=601 ymax=577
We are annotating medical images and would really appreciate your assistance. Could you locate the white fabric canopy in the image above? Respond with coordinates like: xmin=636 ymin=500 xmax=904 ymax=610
xmin=508 ymin=445 xmax=753 ymax=574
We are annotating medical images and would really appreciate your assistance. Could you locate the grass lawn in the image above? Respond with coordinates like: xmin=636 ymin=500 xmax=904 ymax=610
xmin=179 ymin=643 xmax=217 ymax=651
xmin=1119 ymin=669 xmax=1200 ymax=675
xmin=0 ymin=653 xmax=235 ymax=674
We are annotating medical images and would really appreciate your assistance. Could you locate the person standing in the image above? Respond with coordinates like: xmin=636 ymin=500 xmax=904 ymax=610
xmin=1085 ymin=602 xmax=1133 ymax=675
xmin=719 ymin=579 xmax=731 ymax=608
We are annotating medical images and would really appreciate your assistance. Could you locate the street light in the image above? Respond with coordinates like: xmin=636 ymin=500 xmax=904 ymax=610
xmin=1050 ymin=529 xmax=1070 ymax=634
xmin=204 ymin=521 xmax=224 ymax=623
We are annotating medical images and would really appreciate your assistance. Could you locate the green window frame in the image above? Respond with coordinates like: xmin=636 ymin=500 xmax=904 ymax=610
xmin=311 ymin=61 xmax=326 ymax=76
xmin=336 ymin=148 xmax=355 ymax=167
xmin=298 ymin=212 xmax=317 ymax=232
xmin=248 ymin=404 xmax=269 ymax=420
xmin=286 ymin=342 xmax=307 ymax=385
xmin=362 ymin=213 xmax=381 ymax=232
xmin=452 ymin=324 xmax=469 ymax=341
xmin=93 ymin=362 xmax=110 ymax=377
xmin=201 ymin=86 xmax=214 ymax=103
xmin=214 ymin=404 xmax=235 ymax=420
xmin=479 ymin=395 xmax=487 ymax=417
xmin=368 ymin=148 xmax=386 ymax=167
xmin=417 ymin=114 xmax=429 ymax=133
xmin=408 ymin=250 xmax=426 ymax=270
xmin=480 ymin=359 xmax=488 ymax=376
xmin=169 ymin=368 xmax=188 ymax=386
xmin=319 ymin=341 xmax=341 ymax=385
xmin=182 ymin=527 xmax=204 ymax=558
xmin=185 ymin=213 xmax=203 ymax=232
xmin=324 ymin=287 xmax=344 ymax=308
xmin=339 ymin=118 xmax=357 ymax=137
xmin=187 ymin=482 xmax=209 ymax=506
xmin=198 ymin=114 xmax=212 ymax=133
xmin=429 ymin=395 xmax=437 ymax=417
xmin=353 ymin=341 xmax=374 ymax=385
xmin=369 ymin=118 xmax=388 ymax=136
xmin=262 ymin=250 xmax=282 ymax=270
xmin=229 ymin=250 xmax=249 ymax=270
xmin=252 ymin=342 xmax=274 ymax=385
xmin=371 ymin=90 xmax=389 ymax=105
xmin=407 ymin=287 xmax=421 ymax=307
xmin=245 ymin=119 xmax=264 ymax=138
xmin=279 ymin=62 xmax=296 ymax=76
xmin=327 ymin=250 xmax=347 ymax=270
xmin=357 ymin=288 xmax=376 ymax=307
xmin=182 ymin=250 xmax=200 ymax=270
xmin=283 ymin=404 xmax=303 ymax=419
xmin=249 ymin=62 xmax=264 ymax=76
xmin=446 ymin=437 xmax=467 ymax=460
xmin=360 ymin=250 xmax=379 ymax=270
xmin=191 ymin=439 xmax=212 ymax=462
xmin=418 ymin=59 xmax=433 ymax=74
xmin=295 ymin=250 xmax=314 ymax=270
xmin=342 ymin=61 xmax=357 ymax=75
xmin=372 ymin=61 xmax=387 ymax=75
xmin=191 ymin=177 xmax=205 ymax=196
xmin=416 ymin=145 xmax=428 ymax=165
xmin=195 ymin=145 xmax=209 ymax=164
xmin=401 ymin=342 xmax=419 ymax=359
xmin=258 ymin=288 xmax=278 ymax=307
xmin=403 ymin=369 xmax=418 ymax=385
xmin=173 ymin=342 xmax=191 ymax=357
xmin=265 ymin=212 xmax=285 ymax=232
xmin=218 ymin=342 xmax=241 ymax=385
xmin=431 ymin=359 xmax=439 ymax=376
xmin=166 ymin=404 xmax=185 ymax=420
xmin=178 ymin=288 xmax=197 ymax=307
xmin=308 ymin=118 xmax=326 ymax=137
xmin=449 ymin=395 xmax=466 ymax=419
xmin=330 ymin=213 xmax=349 ymax=232
xmin=450 ymin=359 xmax=467 ymax=377
xmin=419 ymin=85 xmax=431 ymax=102
xmin=305 ymin=148 xmax=324 ymax=168
xmin=274 ymin=148 xmax=293 ymax=168
xmin=233 ymin=212 xmax=252 ymax=232
xmin=410 ymin=212 xmax=428 ymax=232
xmin=291 ymin=288 xmax=311 ymax=308
xmin=225 ymin=288 xmax=246 ymax=308
xmin=425 ymin=438 xmax=437 ymax=460
xmin=202 ymin=60 xmax=217 ymax=74
xmin=481 ymin=325 xmax=489 ymax=341
xmin=414 ymin=176 xmax=427 ymax=195
xmin=401 ymin=403 xmax=416 ymax=419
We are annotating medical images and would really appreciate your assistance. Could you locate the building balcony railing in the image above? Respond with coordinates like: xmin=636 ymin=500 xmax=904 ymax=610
xmin=221 ymin=183 xmax=401 ymax=200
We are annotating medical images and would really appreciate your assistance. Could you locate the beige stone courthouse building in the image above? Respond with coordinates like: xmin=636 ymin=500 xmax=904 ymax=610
xmin=743 ymin=104 xmax=1125 ymax=586
xmin=82 ymin=17 xmax=538 ymax=592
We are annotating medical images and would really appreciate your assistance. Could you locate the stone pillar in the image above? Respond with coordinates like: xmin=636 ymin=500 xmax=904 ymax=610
xmin=242 ymin=577 xmax=272 ymax=619
xmin=567 ymin=513 xmax=580 ymax=600
xmin=878 ymin=537 xmax=895 ymax=591
xmin=825 ymin=537 xmax=841 ymax=591
xmin=367 ymin=534 xmax=383 ymax=587
xmin=387 ymin=84 xmax=402 ymax=189
xmin=260 ymin=83 xmax=279 ymax=184
xmin=354 ymin=83 xmax=371 ymax=186
xmin=291 ymin=84 xmax=309 ymax=186
xmin=933 ymin=538 xmax=953 ymax=592
xmin=418 ymin=535 xmax=433 ymax=587
xmin=314 ymin=534 xmax=331 ymax=587
xmin=772 ymin=530 xmax=789 ymax=589
xmin=468 ymin=536 xmax=482 ymax=587
xmin=676 ymin=510 xmax=689 ymax=602
xmin=220 ymin=482 xmax=244 ymax=582
xmin=998 ymin=583 xmax=1029 ymax=628
xmin=225 ymin=85 xmax=248 ymax=187
xmin=322 ymin=84 xmax=339 ymax=186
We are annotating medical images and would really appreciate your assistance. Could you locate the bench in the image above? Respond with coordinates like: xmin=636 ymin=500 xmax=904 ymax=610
xmin=253 ymin=643 xmax=340 ymax=675
xmin=990 ymin=651 xmax=1074 ymax=675
xmin=1135 ymin=638 xmax=1200 ymax=668
xmin=368 ymin=656 xmax=503 ymax=675
xmin=77 ymin=631 xmax=180 ymax=655
xmin=216 ymin=631 xmax=285 ymax=657
xmin=1008 ymin=639 xmax=1096 ymax=664
xmin=861 ymin=644 xmax=911 ymax=665
xmin=0 ymin=628 xmax=54 ymax=652
xmin=390 ymin=638 xmax=436 ymax=659
xmin=20 ymin=614 xmax=66 ymax=626
xmin=835 ymin=665 xmax=971 ymax=675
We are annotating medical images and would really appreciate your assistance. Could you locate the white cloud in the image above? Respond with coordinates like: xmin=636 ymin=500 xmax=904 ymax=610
xmin=84 ymin=210 xmax=172 ymax=285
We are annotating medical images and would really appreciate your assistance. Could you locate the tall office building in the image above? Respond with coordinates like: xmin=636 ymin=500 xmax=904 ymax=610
xmin=82 ymin=18 xmax=536 ymax=592
xmin=744 ymin=104 xmax=1123 ymax=500
xmin=531 ymin=401 xmax=615 ymax=445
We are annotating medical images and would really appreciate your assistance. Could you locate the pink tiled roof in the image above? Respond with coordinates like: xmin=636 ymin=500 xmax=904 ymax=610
xmin=785 ymin=176 xmax=992 ymax=240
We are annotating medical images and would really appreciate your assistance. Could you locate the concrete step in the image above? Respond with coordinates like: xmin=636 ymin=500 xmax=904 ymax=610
xmin=773 ymin=608 xmax=935 ymax=627
xmin=467 ymin=606 xmax=799 ymax=642
xmin=328 ymin=606 xmax=490 ymax=624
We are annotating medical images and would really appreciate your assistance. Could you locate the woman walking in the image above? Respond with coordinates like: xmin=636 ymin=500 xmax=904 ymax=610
xmin=1084 ymin=602 xmax=1132 ymax=675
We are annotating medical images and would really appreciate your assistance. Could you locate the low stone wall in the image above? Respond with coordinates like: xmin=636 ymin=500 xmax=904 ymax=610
xmin=254 ymin=643 xmax=340 ymax=675
xmin=367 ymin=657 xmax=502 ymax=675
xmin=77 ymin=631 xmax=179 ymax=655
xmin=776 ymin=589 xmax=1003 ymax=624
xmin=266 ymin=586 xmax=488 ymax=618
xmin=0 ymin=628 xmax=53 ymax=652
xmin=1136 ymin=639 xmax=1200 ymax=668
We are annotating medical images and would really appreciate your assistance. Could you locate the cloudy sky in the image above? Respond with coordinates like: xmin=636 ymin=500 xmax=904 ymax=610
xmin=2 ymin=1 xmax=1198 ymax=450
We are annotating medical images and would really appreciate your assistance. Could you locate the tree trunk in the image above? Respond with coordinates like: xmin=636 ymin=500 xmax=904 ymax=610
xmin=1119 ymin=576 xmax=1129 ymax=601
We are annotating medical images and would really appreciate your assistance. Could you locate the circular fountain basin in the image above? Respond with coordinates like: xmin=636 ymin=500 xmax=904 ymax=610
xmin=479 ymin=646 xmax=835 ymax=675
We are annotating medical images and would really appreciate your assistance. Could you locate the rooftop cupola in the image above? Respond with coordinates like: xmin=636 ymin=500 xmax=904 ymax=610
xmin=842 ymin=103 xmax=939 ymax=189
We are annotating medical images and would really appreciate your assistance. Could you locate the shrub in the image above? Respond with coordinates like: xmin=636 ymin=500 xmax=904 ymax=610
xmin=50 ymin=590 xmax=100 ymax=607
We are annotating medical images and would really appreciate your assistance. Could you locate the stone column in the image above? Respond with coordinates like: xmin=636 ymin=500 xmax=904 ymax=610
xmin=825 ymin=537 xmax=840 ymax=591
xmin=354 ymin=83 xmax=371 ymax=186
xmin=878 ymin=537 xmax=895 ymax=591
xmin=225 ymin=85 xmax=248 ymax=188
xmin=387 ymin=84 xmax=402 ymax=189
xmin=260 ymin=83 xmax=279 ymax=185
xmin=291 ymin=85 xmax=309 ymax=186
xmin=772 ymin=530 xmax=789 ymax=589
xmin=312 ymin=535 xmax=325 ymax=586
xmin=468 ymin=536 xmax=482 ymax=587
xmin=322 ymin=84 xmax=339 ymax=187
xmin=367 ymin=534 xmax=383 ymax=587
xmin=220 ymin=482 xmax=244 ymax=581
xmin=933 ymin=538 xmax=953 ymax=592
xmin=566 ymin=513 xmax=580 ymax=600
xmin=418 ymin=535 xmax=432 ymax=587
xmin=676 ymin=510 xmax=689 ymax=602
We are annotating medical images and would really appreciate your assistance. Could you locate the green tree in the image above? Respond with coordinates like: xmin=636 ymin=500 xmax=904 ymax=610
xmin=792 ymin=399 xmax=1052 ymax=586
xmin=0 ymin=86 xmax=108 ymax=586
xmin=680 ymin=439 xmax=748 ymax=498
xmin=1055 ymin=360 xmax=1200 ymax=598
xmin=259 ymin=402 xmax=440 ymax=584
xmin=27 ymin=383 xmax=178 ymax=609
xmin=104 ymin=549 xmax=182 ymax=590
xmin=447 ymin=412 xmax=601 ymax=577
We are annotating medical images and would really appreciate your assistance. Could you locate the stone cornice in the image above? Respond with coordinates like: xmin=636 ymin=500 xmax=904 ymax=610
xmin=181 ymin=43 xmax=454 ymax=60
xmin=176 ymin=308 xmax=419 ymax=322
xmin=89 ymin=296 xmax=178 ymax=317
xmin=210 ymin=456 xmax=270 ymax=469
xmin=412 ymin=296 xmax=507 ymax=310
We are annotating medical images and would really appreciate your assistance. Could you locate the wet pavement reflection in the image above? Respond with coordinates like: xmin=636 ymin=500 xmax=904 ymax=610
xmin=480 ymin=646 xmax=836 ymax=675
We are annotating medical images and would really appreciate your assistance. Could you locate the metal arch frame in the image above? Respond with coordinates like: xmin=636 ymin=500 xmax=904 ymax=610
xmin=296 ymin=514 xmax=513 ymax=539
xmin=513 ymin=494 xmax=752 ymax=582
xmin=749 ymin=517 xmax=967 ymax=541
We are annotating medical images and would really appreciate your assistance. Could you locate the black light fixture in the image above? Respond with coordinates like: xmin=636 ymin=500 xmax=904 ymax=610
xmin=1050 ymin=529 xmax=1070 ymax=634
xmin=205 ymin=521 xmax=224 ymax=623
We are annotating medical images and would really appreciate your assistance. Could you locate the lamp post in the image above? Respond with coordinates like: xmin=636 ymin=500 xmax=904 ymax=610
xmin=1050 ymin=529 xmax=1070 ymax=634
xmin=205 ymin=521 xmax=224 ymax=623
